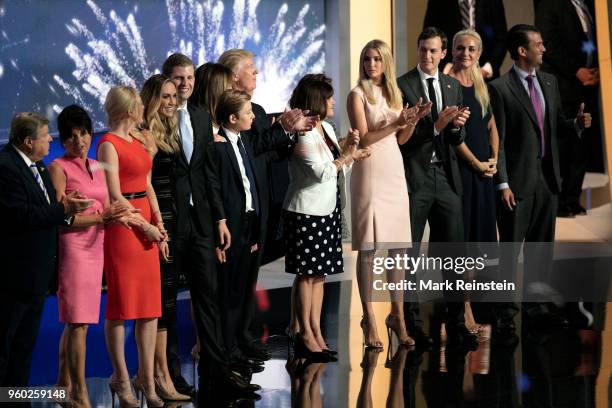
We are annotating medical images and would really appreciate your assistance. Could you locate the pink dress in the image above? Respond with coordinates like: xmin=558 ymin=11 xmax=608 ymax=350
xmin=54 ymin=157 xmax=108 ymax=324
xmin=350 ymin=85 xmax=412 ymax=250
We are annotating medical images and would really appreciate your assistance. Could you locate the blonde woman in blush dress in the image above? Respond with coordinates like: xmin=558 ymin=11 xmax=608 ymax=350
xmin=347 ymin=39 xmax=430 ymax=349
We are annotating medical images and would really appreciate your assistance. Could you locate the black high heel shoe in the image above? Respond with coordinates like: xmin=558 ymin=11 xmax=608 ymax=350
xmin=294 ymin=336 xmax=335 ymax=362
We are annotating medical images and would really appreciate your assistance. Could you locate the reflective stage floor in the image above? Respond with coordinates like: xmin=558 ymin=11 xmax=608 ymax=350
xmin=30 ymin=279 xmax=611 ymax=407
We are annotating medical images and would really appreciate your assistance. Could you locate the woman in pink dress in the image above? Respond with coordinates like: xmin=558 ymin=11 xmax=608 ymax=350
xmin=347 ymin=40 xmax=430 ymax=348
xmin=49 ymin=105 xmax=130 ymax=407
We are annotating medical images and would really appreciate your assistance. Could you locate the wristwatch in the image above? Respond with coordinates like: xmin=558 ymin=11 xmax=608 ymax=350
xmin=63 ymin=215 xmax=75 ymax=227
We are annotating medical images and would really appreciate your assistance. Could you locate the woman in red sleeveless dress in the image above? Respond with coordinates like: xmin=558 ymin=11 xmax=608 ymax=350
xmin=97 ymin=86 xmax=166 ymax=408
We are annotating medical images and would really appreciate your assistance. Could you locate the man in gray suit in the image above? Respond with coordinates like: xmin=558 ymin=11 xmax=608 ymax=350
xmin=489 ymin=24 xmax=591 ymax=328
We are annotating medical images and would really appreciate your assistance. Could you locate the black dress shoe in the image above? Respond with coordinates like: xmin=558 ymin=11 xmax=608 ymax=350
xmin=240 ymin=343 xmax=272 ymax=361
xmin=231 ymin=357 xmax=265 ymax=374
xmin=570 ymin=205 xmax=587 ymax=216
xmin=411 ymin=327 xmax=433 ymax=349
xmin=446 ymin=325 xmax=479 ymax=351
xmin=557 ymin=206 xmax=575 ymax=218
xmin=493 ymin=317 xmax=516 ymax=336
xmin=524 ymin=304 xmax=569 ymax=329
xmin=171 ymin=374 xmax=195 ymax=396
xmin=215 ymin=370 xmax=261 ymax=394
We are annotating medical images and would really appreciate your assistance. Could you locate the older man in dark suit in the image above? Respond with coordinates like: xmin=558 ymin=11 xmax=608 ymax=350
xmin=489 ymin=24 xmax=591 ymax=329
xmin=424 ymin=0 xmax=508 ymax=79
xmin=397 ymin=27 xmax=475 ymax=349
xmin=0 ymin=113 xmax=92 ymax=388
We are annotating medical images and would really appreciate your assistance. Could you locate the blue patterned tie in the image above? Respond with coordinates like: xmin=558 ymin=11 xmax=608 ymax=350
xmin=179 ymin=108 xmax=193 ymax=163
xmin=30 ymin=163 xmax=50 ymax=203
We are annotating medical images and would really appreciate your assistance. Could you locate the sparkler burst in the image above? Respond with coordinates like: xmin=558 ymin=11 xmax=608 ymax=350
xmin=52 ymin=0 xmax=325 ymax=129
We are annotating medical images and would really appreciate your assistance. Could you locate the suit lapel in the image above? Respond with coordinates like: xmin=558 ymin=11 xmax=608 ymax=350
xmin=188 ymin=104 xmax=201 ymax=166
xmin=537 ymin=72 xmax=555 ymax=133
xmin=9 ymin=145 xmax=50 ymax=204
xmin=507 ymin=69 xmax=539 ymax=129
xmin=218 ymin=128 xmax=243 ymax=185
xmin=405 ymin=70 xmax=433 ymax=124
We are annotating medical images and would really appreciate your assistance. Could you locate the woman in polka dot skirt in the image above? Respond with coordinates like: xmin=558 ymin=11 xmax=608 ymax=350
xmin=283 ymin=74 xmax=370 ymax=358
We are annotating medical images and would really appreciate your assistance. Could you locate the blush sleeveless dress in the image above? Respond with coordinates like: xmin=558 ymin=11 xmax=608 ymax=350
xmin=350 ymin=85 xmax=412 ymax=250
xmin=55 ymin=157 xmax=107 ymax=324
xmin=98 ymin=133 xmax=161 ymax=320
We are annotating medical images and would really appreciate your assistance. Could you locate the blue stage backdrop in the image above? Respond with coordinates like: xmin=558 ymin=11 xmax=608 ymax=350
xmin=0 ymin=0 xmax=326 ymax=144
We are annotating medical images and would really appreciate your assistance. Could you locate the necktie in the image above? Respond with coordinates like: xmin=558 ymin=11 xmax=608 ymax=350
xmin=237 ymin=136 xmax=260 ymax=215
xmin=571 ymin=0 xmax=595 ymax=67
xmin=526 ymin=75 xmax=546 ymax=157
xmin=30 ymin=163 xmax=50 ymax=203
xmin=460 ymin=0 xmax=472 ymax=29
xmin=178 ymin=108 xmax=193 ymax=163
xmin=427 ymin=77 xmax=445 ymax=162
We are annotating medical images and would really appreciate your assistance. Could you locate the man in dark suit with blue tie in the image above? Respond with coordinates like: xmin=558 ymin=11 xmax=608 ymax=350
xmin=489 ymin=24 xmax=591 ymax=329
xmin=0 ymin=113 xmax=92 ymax=389
xmin=397 ymin=27 xmax=475 ymax=349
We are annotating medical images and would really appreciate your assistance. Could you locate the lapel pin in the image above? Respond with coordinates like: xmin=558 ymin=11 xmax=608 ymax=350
xmin=447 ymin=84 xmax=451 ymax=89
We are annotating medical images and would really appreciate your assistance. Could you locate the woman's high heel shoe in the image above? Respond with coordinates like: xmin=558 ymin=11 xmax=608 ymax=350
xmin=154 ymin=376 xmax=191 ymax=401
xmin=385 ymin=314 xmax=416 ymax=348
xmin=107 ymin=378 xmax=139 ymax=408
xmin=294 ymin=336 xmax=334 ymax=362
xmin=360 ymin=317 xmax=384 ymax=349
xmin=132 ymin=375 xmax=164 ymax=408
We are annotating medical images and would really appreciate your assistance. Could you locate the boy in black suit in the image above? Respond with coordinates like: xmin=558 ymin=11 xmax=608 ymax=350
xmin=207 ymin=90 xmax=294 ymax=374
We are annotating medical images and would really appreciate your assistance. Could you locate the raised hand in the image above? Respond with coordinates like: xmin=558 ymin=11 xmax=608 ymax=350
xmin=415 ymin=98 xmax=433 ymax=120
xmin=64 ymin=190 xmax=94 ymax=214
xmin=395 ymin=103 xmax=419 ymax=128
xmin=278 ymin=108 xmax=319 ymax=133
xmin=576 ymin=102 xmax=592 ymax=129
xmin=452 ymin=106 xmax=470 ymax=128
xmin=341 ymin=128 xmax=360 ymax=156
xmin=434 ymin=106 xmax=459 ymax=131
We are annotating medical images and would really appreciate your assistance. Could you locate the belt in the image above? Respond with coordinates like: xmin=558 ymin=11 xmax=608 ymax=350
xmin=122 ymin=191 xmax=147 ymax=199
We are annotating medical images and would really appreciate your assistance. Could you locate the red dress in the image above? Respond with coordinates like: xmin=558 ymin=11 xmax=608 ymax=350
xmin=98 ymin=133 xmax=161 ymax=320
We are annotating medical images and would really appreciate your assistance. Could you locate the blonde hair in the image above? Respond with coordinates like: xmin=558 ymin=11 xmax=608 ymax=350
xmin=358 ymin=40 xmax=403 ymax=110
xmin=218 ymin=49 xmax=255 ymax=73
xmin=141 ymin=74 xmax=180 ymax=154
xmin=452 ymin=30 xmax=490 ymax=118
xmin=104 ymin=86 xmax=149 ymax=148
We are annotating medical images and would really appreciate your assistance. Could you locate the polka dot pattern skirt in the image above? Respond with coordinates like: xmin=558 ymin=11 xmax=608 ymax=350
xmin=284 ymin=194 xmax=344 ymax=276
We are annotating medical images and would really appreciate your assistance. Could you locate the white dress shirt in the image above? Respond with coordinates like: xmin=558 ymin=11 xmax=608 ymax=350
xmin=223 ymin=127 xmax=255 ymax=213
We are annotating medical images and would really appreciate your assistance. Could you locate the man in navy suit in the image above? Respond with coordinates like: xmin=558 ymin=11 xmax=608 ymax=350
xmin=0 ymin=113 xmax=92 ymax=388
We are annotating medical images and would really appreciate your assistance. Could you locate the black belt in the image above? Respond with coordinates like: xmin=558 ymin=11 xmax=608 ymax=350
xmin=122 ymin=191 xmax=147 ymax=199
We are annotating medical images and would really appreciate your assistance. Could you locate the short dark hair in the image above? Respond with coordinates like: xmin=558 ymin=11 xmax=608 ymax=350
xmin=162 ymin=53 xmax=195 ymax=77
xmin=289 ymin=74 xmax=334 ymax=121
xmin=507 ymin=24 xmax=540 ymax=61
xmin=9 ymin=112 xmax=49 ymax=145
xmin=57 ymin=105 xmax=92 ymax=143
xmin=418 ymin=26 xmax=448 ymax=50
xmin=216 ymin=90 xmax=251 ymax=126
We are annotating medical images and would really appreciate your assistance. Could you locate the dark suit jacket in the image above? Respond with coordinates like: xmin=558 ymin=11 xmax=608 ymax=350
xmin=397 ymin=68 xmax=466 ymax=195
xmin=536 ymin=0 xmax=598 ymax=104
xmin=0 ymin=144 xmax=65 ymax=296
xmin=489 ymin=69 xmax=576 ymax=198
xmin=423 ymin=0 xmax=508 ymax=78
xmin=174 ymin=104 xmax=225 ymax=244
xmin=206 ymin=124 xmax=292 ymax=249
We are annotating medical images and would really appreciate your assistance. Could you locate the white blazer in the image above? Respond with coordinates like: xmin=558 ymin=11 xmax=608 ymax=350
xmin=283 ymin=121 xmax=348 ymax=216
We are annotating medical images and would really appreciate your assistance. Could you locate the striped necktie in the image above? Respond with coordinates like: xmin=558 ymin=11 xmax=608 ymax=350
xmin=30 ymin=163 xmax=50 ymax=203
xmin=460 ymin=0 xmax=473 ymax=29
